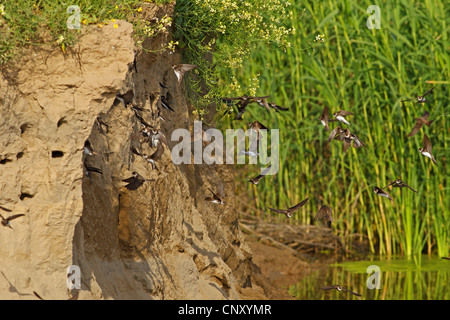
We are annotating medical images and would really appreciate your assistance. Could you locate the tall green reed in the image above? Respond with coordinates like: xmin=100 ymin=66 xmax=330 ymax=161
xmin=222 ymin=0 xmax=449 ymax=257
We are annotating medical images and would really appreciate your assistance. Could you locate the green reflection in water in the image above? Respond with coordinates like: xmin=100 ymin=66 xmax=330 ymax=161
xmin=289 ymin=256 xmax=450 ymax=300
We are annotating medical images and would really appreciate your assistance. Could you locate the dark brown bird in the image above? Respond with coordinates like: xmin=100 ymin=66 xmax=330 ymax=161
xmin=223 ymin=95 xmax=270 ymax=120
xmin=382 ymin=179 xmax=417 ymax=193
xmin=319 ymin=106 xmax=338 ymax=131
xmin=327 ymin=126 xmax=346 ymax=144
xmin=419 ymin=133 xmax=437 ymax=164
xmin=349 ymin=133 xmax=367 ymax=149
xmin=268 ymin=198 xmax=309 ymax=218
xmin=122 ymin=172 xmax=151 ymax=190
xmin=321 ymin=285 xmax=362 ymax=297
xmin=205 ymin=182 xmax=226 ymax=205
xmin=172 ymin=64 xmax=198 ymax=84
xmin=401 ymin=85 xmax=437 ymax=103
xmin=314 ymin=205 xmax=333 ymax=227
xmin=374 ymin=187 xmax=394 ymax=202
xmin=406 ymin=111 xmax=433 ymax=137
xmin=268 ymin=102 xmax=289 ymax=112
xmin=248 ymin=165 xmax=272 ymax=185
xmin=143 ymin=144 xmax=165 ymax=169
xmin=0 ymin=210 xmax=25 ymax=229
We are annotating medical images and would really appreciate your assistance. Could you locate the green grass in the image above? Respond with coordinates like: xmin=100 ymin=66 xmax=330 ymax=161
xmin=224 ymin=0 xmax=450 ymax=257
xmin=0 ymin=0 xmax=143 ymax=63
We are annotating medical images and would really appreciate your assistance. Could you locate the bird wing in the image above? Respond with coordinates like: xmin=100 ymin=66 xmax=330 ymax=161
xmin=125 ymin=179 xmax=144 ymax=190
xmin=422 ymin=84 xmax=437 ymax=97
xmin=6 ymin=214 xmax=25 ymax=221
xmin=179 ymin=64 xmax=198 ymax=72
xmin=150 ymin=144 xmax=164 ymax=160
xmin=406 ymin=122 xmax=423 ymax=138
xmin=404 ymin=184 xmax=418 ymax=193
xmin=268 ymin=207 xmax=288 ymax=215
xmin=327 ymin=126 xmax=341 ymax=143
xmin=338 ymin=110 xmax=354 ymax=116
xmin=288 ymin=198 xmax=309 ymax=212
xmin=0 ymin=206 xmax=12 ymax=212
xmin=342 ymin=287 xmax=362 ymax=297
xmin=320 ymin=285 xmax=337 ymax=290
xmin=381 ymin=181 xmax=396 ymax=190
xmin=421 ymin=111 xmax=430 ymax=120
xmin=122 ymin=176 xmax=136 ymax=183
xmin=422 ymin=134 xmax=433 ymax=153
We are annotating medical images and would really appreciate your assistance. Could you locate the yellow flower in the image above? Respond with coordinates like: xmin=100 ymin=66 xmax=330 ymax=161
xmin=113 ymin=24 xmax=118 ymax=29
xmin=137 ymin=7 xmax=142 ymax=12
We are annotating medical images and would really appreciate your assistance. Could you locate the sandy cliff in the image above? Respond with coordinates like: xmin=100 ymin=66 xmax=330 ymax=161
xmin=0 ymin=5 xmax=268 ymax=300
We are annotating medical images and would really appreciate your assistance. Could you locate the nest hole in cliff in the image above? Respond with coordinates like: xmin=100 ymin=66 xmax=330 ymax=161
xmin=20 ymin=192 xmax=34 ymax=200
xmin=51 ymin=150 xmax=64 ymax=158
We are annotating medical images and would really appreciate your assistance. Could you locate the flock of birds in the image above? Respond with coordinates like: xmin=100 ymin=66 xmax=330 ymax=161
xmin=213 ymin=83 xmax=448 ymax=298
xmin=1 ymin=57 xmax=448 ymax=300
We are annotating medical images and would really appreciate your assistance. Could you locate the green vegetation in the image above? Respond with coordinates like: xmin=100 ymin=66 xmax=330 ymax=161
xmin=226 ymin=0 xmax=449 ymax=257
xmin=0 ymin=0 xmax=144 ymax=62
xmin=289 ymin=256 xmax=450 ymax=299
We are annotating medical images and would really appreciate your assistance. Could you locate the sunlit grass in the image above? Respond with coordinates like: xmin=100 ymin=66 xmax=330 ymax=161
xmin=224 ymin=0 xmax=449 ymax=257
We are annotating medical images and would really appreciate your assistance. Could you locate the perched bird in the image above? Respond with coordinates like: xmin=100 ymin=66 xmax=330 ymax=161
xmin=314 ymin=205 xmax=333 ymax=227
xmin=148 ymin=129 xmax=168 ymax=149
xmin=248 ymin=165 xmax=272 ymax=185
xmin=172 ymin=64 xmax=198 ymax=84
xmin=401 ymin=85 xmax=437 ymax=104
xmin=382 ymin=179 xmax=417 ymax=193
xmin=205 ymin=182 xmax=226 ymax=205
xmin=419 ymin=133 xmax=437 ymax=164
xmin=333 ymin=110 xmax=354 ymax=126
xmin=374 ymin=187 xmax=394 ymax=202
xmin=319 ymin=106 xmax=338 ymax=131
xmin=268 ymin=198 xmax=309 ymax=218
xmin=84 ymin=160 xmax=102 ymax=182
xmin=114 ymin=89 xmax=134 ymax=107
xmin=122 ymin=172 xmax=151 ymax=191
xmin=143 ymin=144 xmax=165 ymax=169
xmin=0 ymin=212 xmax=25 ymax=229
xmin=83 ymin=140 xmax=95 ymax=156
xmin=321 ymin=285 xmax=361 ymax=297
xmin=95 ymin=116 xmax=109 ymax=134
xmin=406 ymin=111 xmax=433 ymax=138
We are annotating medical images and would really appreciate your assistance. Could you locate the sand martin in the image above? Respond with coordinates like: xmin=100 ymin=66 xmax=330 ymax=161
xmin=83 ymin=140 xmax=95 ymax=156
xmin=205 ymin=182 xmax=226 ymax=205
xmin=382 ymin=179 xmax=417 ymax=193
xmin=406 ymin=111 xmax=433 ymax=138
xmin=248 ymin=165 xmax=273 ymax=185
xmin=319 ymin=106 xmax=338 ymax=131
xmin=223 ymin=95 xmax=270 ymax=120
xmin=374 ymin=187 xmax=394 ymax=202
xmin=115 ymin=89 xmax=134 ymax=107
xmin=349 ymin=133 xmax=367 ymax=149
xmin=419 ymin=133 xmax=437 ymax=164
xmin=0 ymin=212 xmax=25 ymax=229
xmin=172 ymin=64 xmax=197 ymax=85
xmin=401 ymin=85 xmax=437 ymax=104
xmin=333 ymin=110 xmax=353 ymax=126
xmin=314 ymin=205 xmax=333 ymax=227
xmin=327 ymin=126 xmax=346 ymax=144
xmin=268 ymin=198 xmax=309 ymax=218
xmin=321 ymin=285 xmax=362 ymax=297
xmin=249 ymin=121 xmax=268 ymax=139
xmin=122 ymin=172 xmax=151 ymax=190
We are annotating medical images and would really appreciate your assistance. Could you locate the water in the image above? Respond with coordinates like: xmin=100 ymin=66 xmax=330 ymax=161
xmin=289 ymin=255 xmax=450 ymax=300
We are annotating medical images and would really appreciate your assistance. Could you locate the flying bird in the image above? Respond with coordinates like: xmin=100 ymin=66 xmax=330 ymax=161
xmin=319 ymin=106 xmax=338 ymax=131
xmin=419 ymin=133 xmax=437 ymax=164
xmin=122 ymin=172 xmax=151 ymax=190
xmin=333 ymin=110 xmax=354 ymax=126
xmin=205 ymin=182 xmax=226 ymax=205
xmin=327 ymin=126 xmax=346 ymax=144
xmin=314 ymin=205 xmax=333 ymax=227
xmin=382 ymin=179 xmax=417 ymax=193
xmin=374 ymin=187 xmax=394 ymax=202
xmin=321 ymin=285 xmax=362 ymax=297
xmin=268 ymin=198 xmax=309 ymax=218
xmin=248 ymin=165 xmax=273 ymax=185
xmin=223 ymin=95 xmax=269 ymax=120
xmin=248 ymin=121 xmax=268 ymax=139
xmin=172 ymin=64 xmax=198 ymax=84
xmin=0 ymin=212 xmax=25 ymax=229
xmin=406 ymin=111 xmax=433 ymax=138
xmin=401 ymin=85 xmax=437 ymax=103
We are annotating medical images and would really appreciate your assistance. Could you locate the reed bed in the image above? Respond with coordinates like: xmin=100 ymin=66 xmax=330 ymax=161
xmin=222 ymin=0 xmax=449 ymax=257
